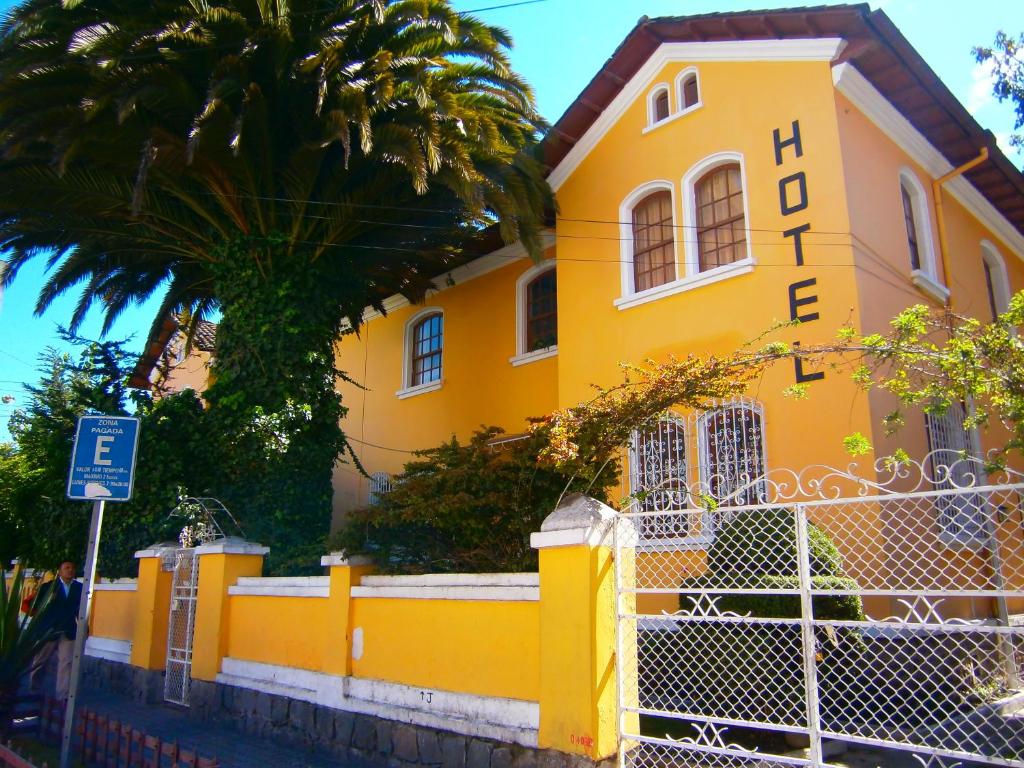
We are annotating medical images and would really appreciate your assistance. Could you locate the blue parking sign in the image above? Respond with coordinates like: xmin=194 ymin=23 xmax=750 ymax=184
xmin=66 ymin=415 xmax=141 ymax=502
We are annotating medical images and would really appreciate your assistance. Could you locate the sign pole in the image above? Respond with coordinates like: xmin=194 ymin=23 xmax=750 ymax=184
xmin=58 ymin=498 xmax=105 ymax=768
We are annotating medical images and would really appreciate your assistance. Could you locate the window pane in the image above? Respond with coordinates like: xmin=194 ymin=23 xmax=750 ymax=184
xmin=411 ymin=314 xmax=443 ymax=386
xmin=526 ymin=269 xmax=557 ymax=351
xmin=901 ymin=184 xmax=922 ymax=271
xmin=630 ymin=418 xmax=692 ymax=538
xmin=683 ymin=75 xmax=699 ymax=108
xmin=925 ymin=403 xmax=985 ymax=543
xmin=695 ymin=164 xmax=746 ymax=272
xmin=631 ymin=191 xmax=676 ymax=291
xmin=701 ymin=401 xmax=766 ymax=510
xmin=654 ymin=90 xmax=669 ymax=122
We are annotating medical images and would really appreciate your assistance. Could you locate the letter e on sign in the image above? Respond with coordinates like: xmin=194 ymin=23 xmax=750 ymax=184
xmin=94 ymin=436 xmax=114 ymax=466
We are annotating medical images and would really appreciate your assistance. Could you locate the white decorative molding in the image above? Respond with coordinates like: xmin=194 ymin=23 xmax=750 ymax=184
xmin=833 ymin=62 xmax=1024 ymax=260
xmin=509 ymin=346 xmax=557 ymax=367
xmin=229 ymin=576 xmax=330 ymax=598
xmin=94 ymin=580 xmax=137 ymax=592
xmin=320 ymin=554 xmax=374 ymax=567
xmin=899 ymin=166 xmax=942 ymax=281
xmin=360 ymin=573 xmax=538 ymax=587
xmin=194 ymin=538 xmax=269 ymax=556
xmin=351 ymin=585 xmax=538 ymax=602
xmin=216 ymin=658 xmax=539 ymax=748
xmin=614 ymin=258 xmax=754 ymax=311
xmin=910 ymin=268 xmax=951 ymax=304
xmin=548 ymin=38 xmax=846 ymax=192
xmin=396 ymin=379 xmax=443 ymax=400
xmin=356 ymin=232 xmax=557 ymax=325
xmin=85 ymin=637 xmax=131 ymax=664
xmin=981 ymin=239 xmax=1012 ymax=315
xmin=133 ymin=545 xmax=179 ymax=559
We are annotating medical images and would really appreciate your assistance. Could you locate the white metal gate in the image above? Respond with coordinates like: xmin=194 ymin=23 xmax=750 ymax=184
xmin=164 ymin=548 xmax=198 ymax=706
xmin=616 ymin=453 xmax=1024 ymax=768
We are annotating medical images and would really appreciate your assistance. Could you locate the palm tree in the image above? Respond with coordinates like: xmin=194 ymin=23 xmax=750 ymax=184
xmin=0 ymin=0 xmax=551 ymax=569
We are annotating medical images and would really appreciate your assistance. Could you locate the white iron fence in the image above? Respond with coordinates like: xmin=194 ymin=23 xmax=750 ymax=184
xmin=164 ymin=548 xmax=199 ymax=706
xmin=615 ymin=453 xmax=1024 ymax=768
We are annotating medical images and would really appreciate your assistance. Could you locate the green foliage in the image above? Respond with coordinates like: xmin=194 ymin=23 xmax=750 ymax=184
xmin=0 ymin=568 xmax=57 ymax=734
xmin=331 ymin=426 xmax=620 ymax=574
xmin=0 ymin=1 xmax=553 ymax=572
xmin=3 ymin=335 xmax=217 ymax=576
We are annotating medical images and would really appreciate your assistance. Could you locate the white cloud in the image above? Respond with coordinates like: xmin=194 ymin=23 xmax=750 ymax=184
xmin=966 ymin=60 xmax=996 ymax=116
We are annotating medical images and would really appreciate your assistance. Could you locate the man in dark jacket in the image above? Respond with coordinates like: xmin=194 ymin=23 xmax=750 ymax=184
xmin=29 ymin=560 xmax=83 ymax=700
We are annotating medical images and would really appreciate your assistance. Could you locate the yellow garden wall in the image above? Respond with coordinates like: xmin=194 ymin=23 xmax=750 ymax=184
xmin=350 ymin=597 xmax=540 ymax=703
xmin=226 ymin=595 xmax=328 ymax=673
xmin=89 ymin=585 xmax=137 ymax=642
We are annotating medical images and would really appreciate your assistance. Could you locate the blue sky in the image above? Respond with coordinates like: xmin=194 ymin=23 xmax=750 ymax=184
xmin=0 ymin=0 xmax=1020 ymax=438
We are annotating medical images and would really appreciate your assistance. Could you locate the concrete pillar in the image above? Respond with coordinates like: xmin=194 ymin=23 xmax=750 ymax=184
xmin=190 ymin=538 xmax=268 ymax=682
xmin=129 ymin=545 xmax=178 ymax=670
xmin=531 ymin=494 xmax=625 ymax=761
xmin=320 ymin=553 xmax=375 ymax=678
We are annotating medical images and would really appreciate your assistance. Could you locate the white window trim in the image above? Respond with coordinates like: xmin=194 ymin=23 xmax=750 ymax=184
xmin=898 ymin=167 xmax=943 ymax=292
xmin=614 ymin=257 xmax=755 ymax=311
xmin=397 ymin=308 xmax=443 ymax=399
xmin=681 ymin=150 xmax=754 ymax=277
xmin=981 ymin=239 xmax=1012 ymax=317
xmin=645 ymin=83 xmax=671 ymax=129
xmin=510 ymin=260 xmax=558 ymax=366
xmin=618 ymin=179 xmax=680 ymax=299
xmin=674 ymin=66 xmax=703 ymax=115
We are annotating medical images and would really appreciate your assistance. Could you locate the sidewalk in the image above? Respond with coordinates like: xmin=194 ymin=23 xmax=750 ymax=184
xmin=76 ymin=689 xmax=377 ymax=768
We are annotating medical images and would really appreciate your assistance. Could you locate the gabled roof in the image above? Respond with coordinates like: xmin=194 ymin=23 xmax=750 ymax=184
xmin=128 ymin=316 xmax=218 ymax=390
xmin=541 ymin=4 xmax=1024 ymax=240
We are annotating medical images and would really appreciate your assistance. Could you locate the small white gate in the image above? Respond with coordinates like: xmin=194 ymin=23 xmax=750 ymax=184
xmin=164 ymin=548 xmax=199 ymax=706
xmin=616 ymin=453 xmax=1024 ymax=768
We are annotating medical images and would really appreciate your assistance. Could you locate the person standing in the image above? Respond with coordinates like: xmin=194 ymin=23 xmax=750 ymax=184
xmin=29 ymin=560 xmax=83 ymax=701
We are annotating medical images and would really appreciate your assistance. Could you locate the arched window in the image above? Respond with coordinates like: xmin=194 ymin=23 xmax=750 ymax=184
xmin=900 ymin=181 xmax=922 ymax=272
xmin=630 ymin=416 xmax=692 ymax=538
xmin=368 ymin=471 xmax=394 ymax=507
xmin=677 ymin=68 xmax=700 ymax=111
xmin=631 ymin=190 xmax=676 ymax=292
xmin=698 ymin=398 xmax=766 ymax=508
xmin=525 ymin=268 xmax=557 ymax=352
xmin=409 ymin=312 xmax=443 ymax=387
xmin=925 ymin=402 xmax=985 ymax=544
xmin=647 ymin=85 xmax=670 ymax=126
xmin=981 ymin=240 xmax=1011 ymax=321
xmin=695 ymin=163 xmax=746 ymax=272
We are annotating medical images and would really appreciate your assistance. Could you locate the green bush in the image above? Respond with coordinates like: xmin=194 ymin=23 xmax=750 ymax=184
xmin=706 ymin=507 xmax=844 ymax=577
xmin=329 ymin=426 xmax=619 ymax=574
xmin=681 ymin=574 xmax=865 ymax=621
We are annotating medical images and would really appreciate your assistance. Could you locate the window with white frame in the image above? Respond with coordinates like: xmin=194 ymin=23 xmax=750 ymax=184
xmin=647 ymin=84 xmax=670 ymax=127
xmin=694 ymin=163 xmax=747 ymax=272
xmin=698 ymin=398 xmax=767 ymax=508
xmin=925 ymin=403 xmax=986 ymax=545
xmin=677 ymin=68 xmax=700 ymax=111
xmin=630 ymin=189 xmax=677 ymax=292
xmin=513 ymin=262 xmax=558 ymax=358
xmin=398 ymin=310 xmax=444 ymax=397
xmin=629 ymin=416 xmax=692 ymax=539
xmin=981 ymin=240 xmax=1011 ymax=322
xmin=898 ymin=168 xmax=946 ymax=302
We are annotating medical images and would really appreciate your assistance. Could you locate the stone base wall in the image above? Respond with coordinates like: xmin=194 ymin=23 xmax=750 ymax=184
xmin=83 ymin=658 xmax=612 ymax=768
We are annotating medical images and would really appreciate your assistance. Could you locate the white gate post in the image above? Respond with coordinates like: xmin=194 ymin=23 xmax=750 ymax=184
xmin=794 ymin=504 xmax=823 ymax=767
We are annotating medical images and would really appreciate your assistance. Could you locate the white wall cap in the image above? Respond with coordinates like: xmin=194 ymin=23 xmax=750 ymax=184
xmin=133 ymin=544 xmax=180 ymax=559
xmin=321 ymin=553 xmax=375 ymax=567
xmin=193 ymin=537 xmax=269 ymax=556
xmin=532 ymin=494 xmax=616 ymax=550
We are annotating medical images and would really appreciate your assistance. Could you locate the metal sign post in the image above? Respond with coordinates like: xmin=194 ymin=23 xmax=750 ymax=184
xmin=60 ymin=415 xmax=140 ymax=768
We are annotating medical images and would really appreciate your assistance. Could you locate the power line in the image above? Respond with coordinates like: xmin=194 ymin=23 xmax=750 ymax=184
xmin=0 ymin=349 xmax=35 ymax=368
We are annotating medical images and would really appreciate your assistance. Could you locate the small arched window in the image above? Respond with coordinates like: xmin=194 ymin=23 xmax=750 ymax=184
xmin=680 ymin=72 xmax=699 ymax=110
xmin=631 ymin=190 xmax=676 ymax=292
xmin=525 ymin=268 xmax=557 ymax=352
xmin=695 ymin=163 xmax=746 ymax=272
xmin=410 ymin=312 xmax=443 ymax=387
xmin=900 ymin=181 xmax=922 ymax=272
xmin=981 ymin=240 xmax=1011 ymax=321
xmin=647 ymin=85 xmax=670 ymax=126
xmin=630 ymin=416 xmax=692 ymax=538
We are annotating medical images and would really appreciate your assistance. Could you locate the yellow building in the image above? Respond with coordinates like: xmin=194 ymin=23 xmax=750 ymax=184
xmin=332 ymin=6 xmax=1024 ymax=529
